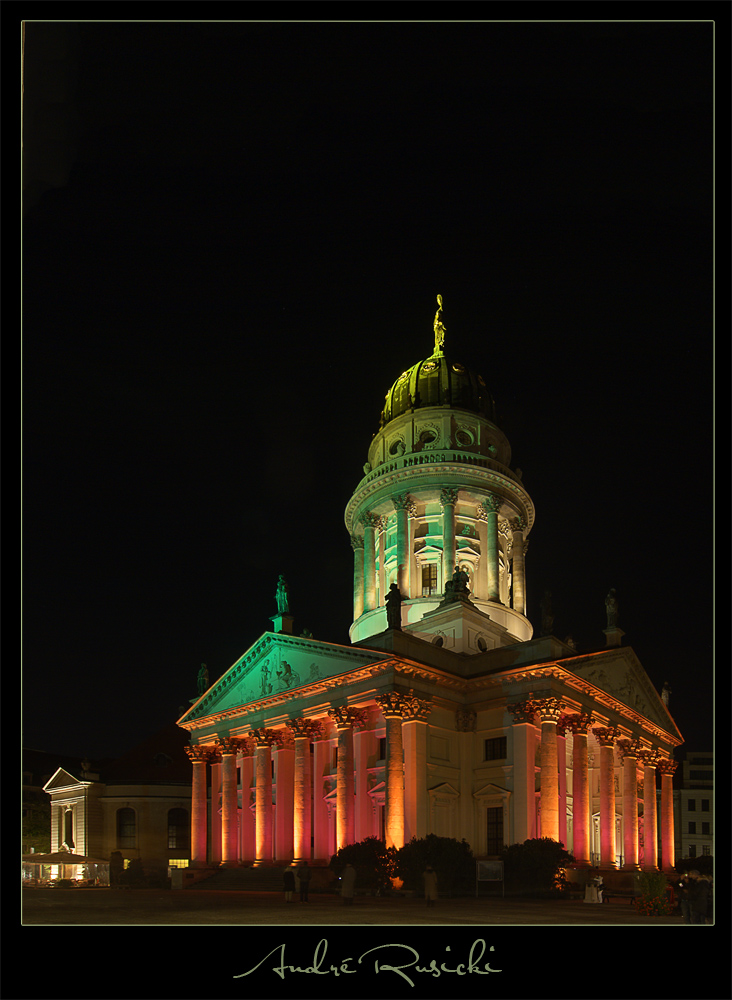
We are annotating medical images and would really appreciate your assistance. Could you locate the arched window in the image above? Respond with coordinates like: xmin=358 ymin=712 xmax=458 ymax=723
xmin=167 ymin=808 xmax=189 ymax=851
xmin=116 ymin=808 xmax=136 ymax=849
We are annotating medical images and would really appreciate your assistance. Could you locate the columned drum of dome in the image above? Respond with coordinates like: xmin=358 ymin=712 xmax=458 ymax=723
xmin=345 ymin=297 xmax=535 ymax=648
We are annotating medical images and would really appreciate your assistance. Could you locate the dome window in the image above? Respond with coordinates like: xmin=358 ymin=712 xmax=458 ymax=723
xmin=455 ymin=429 xmax=474 ymax=447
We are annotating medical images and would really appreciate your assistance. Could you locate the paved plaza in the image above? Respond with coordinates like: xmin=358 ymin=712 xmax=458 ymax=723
xmin=21 ymin=887 xmax=688 ymax=926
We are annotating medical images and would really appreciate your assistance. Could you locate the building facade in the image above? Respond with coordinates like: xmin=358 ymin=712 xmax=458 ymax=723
xmin=177 ymin=298 xmax=683 ymax=872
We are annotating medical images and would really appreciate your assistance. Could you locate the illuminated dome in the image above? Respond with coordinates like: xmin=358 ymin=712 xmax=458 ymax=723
xmin=378 ymin=294 xmax=498 ymax=429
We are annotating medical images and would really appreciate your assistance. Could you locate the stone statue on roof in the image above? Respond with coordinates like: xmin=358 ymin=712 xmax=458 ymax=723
xmin=275 ymin=575 xmax=290 ymax=613
xmin=605 ymin=588 xmax=619 ymax=628
xmin=197 ymin=663 xmax=209 ymax=695
xmin=385 ymin=583 xmax=403 ymax=629
xmin=433 ymin=294 xmax=446 ymax=354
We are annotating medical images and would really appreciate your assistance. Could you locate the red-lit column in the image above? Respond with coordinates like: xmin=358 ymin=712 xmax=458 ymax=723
xmin=481 ymin=494 xmax=501 ymax=602
xmin=378 ymin=692 xmax=407 ymax=850
xmin=564 ymin=715 xmax=592 ymax=866
xmin=329 ymin=707 xmax=366 ymax=851
xmin=594 ymin=727 xmax=618 ymax=869
xmin=535 ymin=698 xmax=563 ymax=842
xmin=186 ymin=746 xmax=212 ymax=868
xmin=657 ymin=758 xmax=678 ymax=873
xmin=252 ymin=729 xmax=276 ymax=866
xmin=217 ymin=737 xmax=241 ymax=866
xmin=402 ymin=695 xmax=432 ymax=842
xmin=637 ymin=750 xmax=659 ymax=870
xmin=350 ymin=535 xmax=364 ymax=620
xmin=286 ymin=718 xmax=321 ymax=863
xmin=619 ymin=740 xmax=641 ymax=869
xmin=440 ymin=489 xmax=458 ymax=589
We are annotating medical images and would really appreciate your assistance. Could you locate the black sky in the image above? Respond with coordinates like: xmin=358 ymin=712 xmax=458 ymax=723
xmin=22 ymin=20 xmax=714 ymax=764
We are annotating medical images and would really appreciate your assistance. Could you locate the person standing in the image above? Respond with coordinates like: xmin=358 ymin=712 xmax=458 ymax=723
xmin=687 ymin=871 xmax=710 ymax=924
xmin=283 ymin=866 xmax=295 ymax=903
xmin=423 ymin=865 xmax=438 ymax=908
xmin=340 ymin=863 xmax=356 ymax=906
xmin=297 ymin=860 xmax=311 ymax=903
xmin=676 ymin=873 xmax=693 ymax=923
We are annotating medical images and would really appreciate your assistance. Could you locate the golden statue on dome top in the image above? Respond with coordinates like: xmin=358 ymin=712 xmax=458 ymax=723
xmin=433 ymin=294 xmax=446 ymax=354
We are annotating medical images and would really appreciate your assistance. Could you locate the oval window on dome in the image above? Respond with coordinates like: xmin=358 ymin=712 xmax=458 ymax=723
xmin=396 ymin=371 xmax=410 ymax=385
xmin=422 ymin=361 xmax=438 ymax=372
xmin=419 ymin=429 xmax=437 ymax=444
xmin=455 ymin=429 xmax=474 ymax=447
xmin=452 ymin=363 xmax=466 ymax=373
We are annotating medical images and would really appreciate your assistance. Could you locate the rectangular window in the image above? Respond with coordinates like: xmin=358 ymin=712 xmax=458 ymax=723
xmin=688 ymin=822 xmax=696 ymax=834
xmin=688 ymin=845 xmax=697 ymax=857
xmin=484 ymin=737 xmax=507 ymax=761
xmin=701 ymin=799 xmax=710 ymax=811
xmin=486 ymin=807 xmax=503 ymax=856
xmin=687 ymin=799 xmax=696 ymax=811
xmin=702 ymin=845 xmax=711 ymax=856
xmin=422 ymin=564 xmax=438 ymax=596
xmin=702 ymin=822 xmax=710 ymax=835
xmin=378 ymin=737 xmax=387 ymax=761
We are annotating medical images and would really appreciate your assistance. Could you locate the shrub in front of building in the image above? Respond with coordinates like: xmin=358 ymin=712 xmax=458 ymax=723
xmin=393 ymin=834 xmax=476 ymax=896
xmin=500 ymin=838 xmax=575 ymax=896
xmin=635 ymin=871 xmax=674 ymax=916
xmin=329 ymin=836 xmax=396 ymax=895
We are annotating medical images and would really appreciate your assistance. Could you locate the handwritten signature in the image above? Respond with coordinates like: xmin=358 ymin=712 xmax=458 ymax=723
xmin=233 ymin=938 xmax=501 ymax=987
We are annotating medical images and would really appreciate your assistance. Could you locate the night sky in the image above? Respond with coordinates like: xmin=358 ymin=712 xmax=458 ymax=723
xmin=23 ymin=20 xmax=713 ymax=765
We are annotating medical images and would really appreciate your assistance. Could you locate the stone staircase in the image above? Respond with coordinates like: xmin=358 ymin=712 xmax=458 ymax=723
xmin=186 ymin=866 xmax=286 ymax=891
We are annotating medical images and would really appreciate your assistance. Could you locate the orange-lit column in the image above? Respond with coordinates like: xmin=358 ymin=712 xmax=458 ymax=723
xmin=217 ymin=737 xmax=241 ymax=866
xmin=403 ymin=695 xmax=432 ymax=842
xmin=535 ymin=698 xmax=563 ymax=842
xmin=594 ymin=727 xmax=618 ymax=869
xmin=361 ymin=513 xmax=379 ymax=613
xmin=329 ymin=707 xmax=365 ymax=850
xmin=481 ymin=494 xmax=501 ymax=602
xmin=657 ymin=758 xmax=678 ymax=872
xmin=287 ymin=718 xmax=321 ymax=863
xmin=440 ymin=489 xmax=458 ymax=588
xmin=350 ymin=535 xmax=364 ymax=620
xmin=186 ymin=746 xmax=212 ymax=868
xmin=238 ymin=743 xmax=255 ymax=863
xmin=564 ymin=715 xmax=592 ymax=866
xmin=378 ymin=692 xmax=406 ymax=849
xmin=619 ymin=740 xmax=641 ymax=869
xmin=638 ymin=750 xmax=659 ymax=870
xmin=252 ymin=729 xmax=276 ymax=866
xmin=274 ymin=734 xmax=295 ymax=862
xmin=509 ymin=517 xmax=526 ymax=615
xmin=509 ymin=702 xmax=539 ymax=843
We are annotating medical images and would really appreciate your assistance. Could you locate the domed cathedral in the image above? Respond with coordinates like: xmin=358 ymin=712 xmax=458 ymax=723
xmin=345 ymin=295 xmax=533 ymax=650
xmin=177 ymin=296 xmax=683 ymax=885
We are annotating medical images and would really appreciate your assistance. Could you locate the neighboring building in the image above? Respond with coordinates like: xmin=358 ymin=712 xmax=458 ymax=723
xmin=40 ymin=724 xmax=192 ymax=875
xmin=177 ymin=298 xmax=683 ymax=872
xmin=678 ymin=751 xmax=713 ymax=861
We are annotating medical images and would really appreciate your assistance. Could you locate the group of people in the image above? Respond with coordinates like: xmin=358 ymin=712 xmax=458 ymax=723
xmin=281 ymin=862 xmax=440 ymax=906
xmin=676 ymin=870 xmax=712 ymax=924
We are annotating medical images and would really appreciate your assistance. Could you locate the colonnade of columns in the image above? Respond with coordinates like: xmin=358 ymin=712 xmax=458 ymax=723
xmin=350 ymin=490 xmax=527 ymax=616
xmin=185 ymin=692 xmax=432 ymax=868
xmin=509 ymin=699 xmax=677 ymax=871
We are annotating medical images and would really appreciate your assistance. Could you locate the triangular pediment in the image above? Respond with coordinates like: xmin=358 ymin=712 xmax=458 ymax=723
xmin=179 ymin=632 xmax=390 ymax=724
xmin=474 ymin=782 xmax=509 ymax=799
xmin=429 ymin=781 xmax=459 ymax=798
xmin=568 ymin=647 xmax=682 ymax=740
xmin=43 ymin=767 xmax=83 ymax=792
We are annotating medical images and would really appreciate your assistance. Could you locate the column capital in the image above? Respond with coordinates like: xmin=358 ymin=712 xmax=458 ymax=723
xmin=350 ymin=533 xmax=364 ymax=551
xmin=592 ymin=726 xmax=618 ymax=746
xmin=392 ymin=492 xmax=417 ymax=515
xmin=480 ymin=494 xmax=501 ymax=515
xmin=532 ymin=697 xmax=564 ymax=723
xmin=617 ymin=738 xmax=643 ymax=759
xmin=635 ymin=748 xmax=657 ymax=767
xmin=186 ymin=745 xmax=214 ymax=764
xmin=250 ymin=727 xmax=281 ymax=748
xmin=398 ymin=691 xmax=432 ymax=721
xmin=439 ymin=487 xmax=459 ymax=509
xmin=360 ymin=511 xmax=381 ymax=529
xmin=508 ymin=516 xmax=526 ymax=533
xmin=377 ymin=691 xmax=410 ymax=718
xmin=286 ymin=717 xmax=324 ymax=740
xmin=557 ymin=712 xmax=593 ymax=736
xmin=508 ymin=700 xmax=537 ymax=724
xmin=655 ymin=758 xmax=678 ymax=776
xmin=328 ymin=706 xmax=369 ymax=730
xmin=215 ymin=736 xmax=244 ymax=755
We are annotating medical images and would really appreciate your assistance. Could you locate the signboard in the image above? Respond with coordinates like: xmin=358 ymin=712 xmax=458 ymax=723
xmin=476 ymin=860 xmax=504 ymax=896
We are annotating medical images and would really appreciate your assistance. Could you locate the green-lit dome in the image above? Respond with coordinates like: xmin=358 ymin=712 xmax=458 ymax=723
xmin=381 ymin=351 xmax=497 ymax=427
